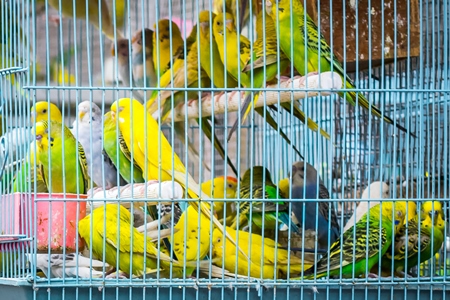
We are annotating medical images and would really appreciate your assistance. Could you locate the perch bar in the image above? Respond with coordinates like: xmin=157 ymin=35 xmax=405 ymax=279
xmin=165 ymin=71 xmax=343 ymax=122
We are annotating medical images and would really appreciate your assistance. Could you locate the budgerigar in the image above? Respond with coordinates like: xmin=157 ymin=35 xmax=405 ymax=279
xmin=232 ymin=166 xmax=300 ymax=233
xmin=266 ymin=0 xmax=414 ymax=137
xmin=288 ymin=161 xmax=340 ymax=249
xmin=34 ymin=120 xmax=89 ymax=194
xmin=110 ymin=98 xmax=237 ymax=251
xmin=131 ymin=28 xmax=158 ymax=100
xmin=71 ymin=101 xmax=125 ymax=190
xmin=302 ymin=201 xmax=408 ymax=279
xmin=212 ymin=226 xmax=314 ymax=279
xmin=344 ymin=181 xmax=390 ymax=232
xmin=13 ymin=101 xmax=62 ymax=192
xmin=375 ymin=201 xmax=445 ymax=277
xmin=201 ymin=175 xmax=238 ymax=219
xmin=103 ymin=111 xmax=144 ymax=184
xmin=78 ymin=204 xmax=180 ymax=277
xmin=153 ymin=19 xmax=184 ymax=77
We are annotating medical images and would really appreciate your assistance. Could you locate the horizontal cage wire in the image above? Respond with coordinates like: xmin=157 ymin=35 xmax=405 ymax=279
xmin=0 ymin=0 xmax=450 ymax=299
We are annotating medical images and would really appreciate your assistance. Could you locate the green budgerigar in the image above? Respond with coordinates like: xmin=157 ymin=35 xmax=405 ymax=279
xmin=33 ymin=120 xmax=89 ymax=194
xmin=103 ymin=111 xmax=145 ymax=184
xmin=302 ymin=201 xmax=408 ymax=279
xmin=375 ymin=200 xmax=446 ymax=277
xmin=232 ymin=166 xmax=300 ymax=234
xmin=266 ymin=0 xmax=415 ymax=137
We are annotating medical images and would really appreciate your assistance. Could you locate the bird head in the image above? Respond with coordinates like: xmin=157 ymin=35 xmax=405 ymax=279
xmin=111 ymin=98 xmax=142 ymax=125
xmin=361 ymin=181 xmax=390 ymax=199
xmin=76 ymin=101 xmax=101 ymax=124
xmin=33 ymin=121 xmax=49 ymax=148
xmin=213 ymin=12 xmax=235 ymax=36
xmin=266 ymin=0 xmax=291 ymax=19
xmin=111 ymin=39 xmax=130 ymax=61
xmin=211 ymin=228 xmax=225 ymax=257
xmin=291 ymin=161 xmax=322 ymax=193
xmin=198 ymin=11 xmax=216 ymax=35
xmin=31 ymin=101 xmax=62 ymax=124
xmin=132 ymin=28 xmax=153 ymax=53
xmin=154 ymin=19 xmax=181 ymax=44
xmin=421 ymin=201 xmax=446 ymax=231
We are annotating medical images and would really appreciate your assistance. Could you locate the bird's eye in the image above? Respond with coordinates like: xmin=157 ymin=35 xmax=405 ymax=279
xmin=43 ymin=109 xmax=47 ymax=113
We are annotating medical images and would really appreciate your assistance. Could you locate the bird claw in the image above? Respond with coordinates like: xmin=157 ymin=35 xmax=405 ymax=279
xmin=367 ymin=273 xmax=379 ymax=279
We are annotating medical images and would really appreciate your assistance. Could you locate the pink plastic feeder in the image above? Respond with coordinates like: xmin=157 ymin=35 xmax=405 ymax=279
xmin=0 ymin=193 xmax=87 ymax=253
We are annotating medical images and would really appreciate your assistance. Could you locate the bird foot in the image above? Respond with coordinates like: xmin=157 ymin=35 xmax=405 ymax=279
xmin=367 ymin=273 xmax=379 ymax=279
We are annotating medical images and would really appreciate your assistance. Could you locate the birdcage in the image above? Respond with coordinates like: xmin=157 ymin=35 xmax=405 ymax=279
xmin=0 ymin=0 xmax=449 ymax=299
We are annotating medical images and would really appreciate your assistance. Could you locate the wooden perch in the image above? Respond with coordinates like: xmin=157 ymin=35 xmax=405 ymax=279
xmin=165 ymin=71 xmax=343 ymax=122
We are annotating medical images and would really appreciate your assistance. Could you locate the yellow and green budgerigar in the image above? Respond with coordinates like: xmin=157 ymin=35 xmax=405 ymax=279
xmin=103 ymin=111 xmax=144 ymax=184
xmin=302 ymin=201 xmax=408 ymax=279
xmin=33 ymin=120 xmax=89 ymax=194
xmin=78 ymin=204 xmax=180 ymax=277
xmin=266 ymin=0 xmax=415 ymax=137
xmin=228 ymin=10 xmax=331 ymax=143
xmin=375 ymin=200 xmax=446 ymax=277
xmin=212 ymin=226 xmax=314 ymax=279
xmin=14 ymin=101 xmax=63 ymax=192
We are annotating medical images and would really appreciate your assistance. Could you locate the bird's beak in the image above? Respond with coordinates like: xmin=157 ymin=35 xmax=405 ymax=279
xmin=111 ymin=110 xmax=116 ymax=120
xmin=225 ymin=19 xmax=233 ymax=31
xmin=79 ymin=111 xmax=86 ymax=120
xmin=111 ymin=44 xmax=116 ymax=56
xmin=131 ymin=34 xmax=138 ymax=44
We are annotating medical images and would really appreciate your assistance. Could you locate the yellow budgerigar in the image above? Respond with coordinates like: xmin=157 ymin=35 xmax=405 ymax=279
xmin=212 ymin=226 xmax=314 ymax=279
xmin=153 ymin=19 xmax=185 ymax=77
xmin=78 ymin=204 xmax=179 ymax=277
xmin=111 ymin=98 xmax=242 ymax=257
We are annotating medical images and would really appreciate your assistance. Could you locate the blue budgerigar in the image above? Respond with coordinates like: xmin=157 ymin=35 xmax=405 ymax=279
xmin=289 ymin=161 xmax=340 ymax=249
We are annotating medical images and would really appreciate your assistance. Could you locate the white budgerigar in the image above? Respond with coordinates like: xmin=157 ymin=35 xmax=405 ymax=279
xmin=343 ymin=181 xmax=390 ymax=232
xmin=29 ymin=253 xmax=107 ymax=278
xmin=71 ymin=101 xmax=126 ymax=190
